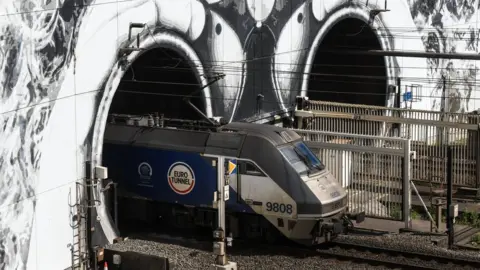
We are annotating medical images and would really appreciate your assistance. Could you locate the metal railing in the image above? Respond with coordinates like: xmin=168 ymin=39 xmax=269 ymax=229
xmin=303 ymin=100 xmax=480 ymax=188
xmin=294 ymin=129 xmax=412 ymax=227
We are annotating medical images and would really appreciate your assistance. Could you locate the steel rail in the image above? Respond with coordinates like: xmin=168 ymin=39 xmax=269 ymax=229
xmin=328 ymin=242 xmax=480 ymax=269
xmin=315 ymin=248 xmax=438 ymax=270
xmin=117 ymin=227 xmax=480 ymax=269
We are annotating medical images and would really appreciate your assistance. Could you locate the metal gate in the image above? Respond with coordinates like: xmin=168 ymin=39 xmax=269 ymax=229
xmin=299 ymin=100 xmax=480 ymax=188
xmin=294 ymin=129 xmax=412 ymax=226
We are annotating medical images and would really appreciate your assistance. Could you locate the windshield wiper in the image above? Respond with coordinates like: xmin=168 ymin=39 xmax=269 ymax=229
xmin=295 ymin=147 xmax=325 ymax=173
xmin=293 ymin=147 xmax=313 ymax=176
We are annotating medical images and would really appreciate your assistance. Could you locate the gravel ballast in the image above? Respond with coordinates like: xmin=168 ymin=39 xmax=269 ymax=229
xmin=336 ymin=232 xmax=480 ymax=261
xmin=106 ymin=235 xmax=382 ymax=270
xmin=105 ymin=232 xmax=480 ymax=269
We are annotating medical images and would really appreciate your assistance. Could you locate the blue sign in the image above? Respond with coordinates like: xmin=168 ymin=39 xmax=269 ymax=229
xmin=403 ymin=91 xmax=412 ymax=102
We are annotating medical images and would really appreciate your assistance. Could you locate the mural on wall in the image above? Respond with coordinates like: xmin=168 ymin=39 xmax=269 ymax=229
xmin=0 ymin=0 xmax=91 ymax=268
xmin=1 ymin=0 xmax=480 ymax=269
xmin=409 ymin=0 xmax=480 ymax=112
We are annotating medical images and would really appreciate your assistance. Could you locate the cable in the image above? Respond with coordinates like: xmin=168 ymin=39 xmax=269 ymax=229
xmin=7 ymin=0 xmax=477 ymax=35
xmin=135 ymin=62 xmax=468 ymax=71
xmin=2 ymin=48 xmax=466 ymax=116
xmin=4 ymin=10 xmax=476 ymax=116
xmin=119 ymin=66 xmax=480 ymax=89
xmin=120 ymin=66 xmax=478 ymax=90
xmin=1 ymin=0 xmax=135 ymax=16
xmin=132 ymin=62 xmax=479 ymax=90
xmin=143 ymin=23 xmax=449 ymax=72
xmin=116 ymin=87 xmax=480 ymax=101
xmin=0 ymin=88 xmax=101 ymax=116
xmin=120 ymin=49 xmax=479 ymax=95
xmin=3 ymin=178 xmax=83 ymax=208
xmin=131 ymin=53 xmax=477 ymax=82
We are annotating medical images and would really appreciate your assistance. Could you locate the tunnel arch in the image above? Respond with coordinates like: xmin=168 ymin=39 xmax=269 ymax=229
xmin=110 ymin=47 xmax=205 ymax=119
xmin=302 ymin=6 xmax=397 ymax=107
xmin=308 ymin=18 xmax=386 ymax=106
xmin=90 ymin=31 xmax=212 ymax=243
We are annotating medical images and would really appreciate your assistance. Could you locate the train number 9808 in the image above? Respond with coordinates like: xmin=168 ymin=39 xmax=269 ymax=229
xmin=266 ymin=202 xmax=293 ymax=214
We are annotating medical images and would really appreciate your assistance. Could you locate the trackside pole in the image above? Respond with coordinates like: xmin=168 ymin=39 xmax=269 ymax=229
xmin=211 ymin=156 xmax=237 ymax=270
xmin=446 ymin=147 xmax=459 ymax=249
xmin=403 ymin=139 xmax=412 ymax=229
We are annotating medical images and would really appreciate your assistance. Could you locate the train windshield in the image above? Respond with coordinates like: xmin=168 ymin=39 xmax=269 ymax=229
xmin=279 ymin=141 xmax=325 ymax=176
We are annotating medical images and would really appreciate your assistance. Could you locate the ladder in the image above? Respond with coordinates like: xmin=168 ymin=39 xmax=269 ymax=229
xmin=68 ymin=163 xmax=102 ymax=270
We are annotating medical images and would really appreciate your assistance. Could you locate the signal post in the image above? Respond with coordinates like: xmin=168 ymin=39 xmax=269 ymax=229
xmin=211 ymin=156 xmax=237 ymax=270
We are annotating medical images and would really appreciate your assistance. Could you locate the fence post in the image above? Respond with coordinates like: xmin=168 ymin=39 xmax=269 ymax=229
xmin=446 ymin=146 xmax=454 ymax=249
xmin=396 ymin=78 xmax=401 ymax=109
xmin=394 ymin=78 xmax=401 ymax=137
xmin=437 ymin=75 xmax=447 ymax=145
xmin=476 ymin=124 xmax=480 ymax=188
xmin=403 ymin=138 xmax=412 ymax=229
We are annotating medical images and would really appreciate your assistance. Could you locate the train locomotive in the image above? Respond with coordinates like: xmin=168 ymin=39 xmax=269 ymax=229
xmin=102 ymin=113 xmax=364 ymax=246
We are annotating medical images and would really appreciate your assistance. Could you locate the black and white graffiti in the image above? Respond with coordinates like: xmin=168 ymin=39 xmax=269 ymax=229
xmin=1 ymin=0 xmax=479 ymax=269
xmin=0 ymin=0 xmax=90 ymax=268
xmin=410 ymin=0 xmax=480 ymax=112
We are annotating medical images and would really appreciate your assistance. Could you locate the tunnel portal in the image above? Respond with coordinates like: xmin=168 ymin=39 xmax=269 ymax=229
xmin=308 ymin=18 xmax=387 ymax=107
xmin=110 ymin=48 xmax=205 ymax=120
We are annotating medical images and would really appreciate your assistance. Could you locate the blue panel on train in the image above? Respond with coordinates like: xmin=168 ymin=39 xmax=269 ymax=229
xmin=102 ymin=143 xmax=217 ymax=207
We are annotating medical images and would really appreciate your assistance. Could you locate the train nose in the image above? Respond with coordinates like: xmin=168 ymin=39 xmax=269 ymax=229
xmin=305 ymin=174 xmax=346 ymax=200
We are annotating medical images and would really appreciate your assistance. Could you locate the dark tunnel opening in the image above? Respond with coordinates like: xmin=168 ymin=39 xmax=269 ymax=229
xmin=103 ymin=48 xmax=208 ymax=236
xmin=308 ymin=18 xmax=387 ymax=106
xmin=109 ymin=48 xmax=205 ymax=120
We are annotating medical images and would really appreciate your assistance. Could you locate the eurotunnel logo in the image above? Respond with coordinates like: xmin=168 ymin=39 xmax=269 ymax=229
xmin=167 ymin=162 xmax=195 ymax=195
xmin=138 ymin=162 xmax=153 ymax=180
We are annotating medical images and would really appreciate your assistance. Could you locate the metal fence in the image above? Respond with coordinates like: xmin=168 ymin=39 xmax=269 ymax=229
xmin=294 ymin=129 xmax=411 ymax=225
xmin=303 ymin=100 xmax=480 ymax=188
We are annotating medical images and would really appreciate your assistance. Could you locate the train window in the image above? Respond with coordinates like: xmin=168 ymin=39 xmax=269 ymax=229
xmin=294 ymin=142 xmax=325 ymax=171
xmin=279 ymin=142 xmax=325 ymax=175
xmin=239 ymin=161 xmax=265 ymax=176
xmin=279 ymin=146 xmax=309 ymax=175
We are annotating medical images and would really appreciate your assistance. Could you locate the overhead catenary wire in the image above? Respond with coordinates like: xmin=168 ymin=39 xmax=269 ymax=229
xmin=117 ymin=83 xmax=480 ymax=101
xmin=123 ymin=39 xmax=479 ymax=111
xmin=135 ymin=47 xmax=480 ymax=79
xmin=143 ymin=23 xmax=480 ymax=82
xmin=142 ymin=24 xmax=466 ymax=76
xmin=136 ymin=61 xmax=480 ymax=72
xmin=7 ymin=17 xmax=477 ymax=116
xmin=6 ymin=50 xmax=473 ymax=117
xmin=124 ymin=64 xmax=480 ymax=89
xmin=118 ymin=19 xmax=480 ymax=119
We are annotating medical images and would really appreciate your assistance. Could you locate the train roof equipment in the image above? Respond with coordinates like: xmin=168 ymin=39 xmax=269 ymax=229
xmin=104 ymin=113 xmax=302 ymax=158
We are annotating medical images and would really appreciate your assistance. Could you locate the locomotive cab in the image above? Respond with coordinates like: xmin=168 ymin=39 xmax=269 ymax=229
xmin=219 ymin=123 xmax=363 ymax=245
xmin=102 ymin=115 xmax=363 ymax=247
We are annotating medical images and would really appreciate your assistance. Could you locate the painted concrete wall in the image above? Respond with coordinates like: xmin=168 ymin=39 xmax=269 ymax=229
xmin=1 ymin=0 xmax=480 ymax=269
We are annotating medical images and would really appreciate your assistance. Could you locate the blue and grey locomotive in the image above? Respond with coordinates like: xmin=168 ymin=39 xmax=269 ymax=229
xmin=102 ymin=114 xmax=364 ymax=245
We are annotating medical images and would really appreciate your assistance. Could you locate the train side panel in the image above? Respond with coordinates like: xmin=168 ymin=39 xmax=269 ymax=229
xmin=102 ymin=143 xmax=217 ymax=207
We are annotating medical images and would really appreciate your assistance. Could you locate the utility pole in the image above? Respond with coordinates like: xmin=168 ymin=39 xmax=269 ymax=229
xmin=438 ymin=75 xmax=447 ymax=145
xmin=211 ymin=157 xmax=237 ymax=270
xmin=446 ymin=147 xmax=459 ymax=249
xmin=394 ymin=77 xmax=401 ymax=137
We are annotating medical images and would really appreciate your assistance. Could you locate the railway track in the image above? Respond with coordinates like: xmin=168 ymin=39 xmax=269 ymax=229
xmin=117 ymin=217 xmax=480 ymax=269
xmin=454 ymin=226 xmax=480 ymax=244
xmin=320 ymin=242 xmax=480 ymax=269
xmin=119 ymin=227 xmax=480 ymax=269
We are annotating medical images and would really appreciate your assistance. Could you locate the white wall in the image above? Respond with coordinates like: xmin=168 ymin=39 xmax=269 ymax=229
xmin=1 ymin=1 xmax=480 ymax=269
